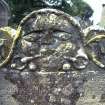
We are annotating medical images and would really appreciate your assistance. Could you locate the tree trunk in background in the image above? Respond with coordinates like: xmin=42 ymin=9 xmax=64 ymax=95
xmin=0 ymin=0 xmax=10 ymax=27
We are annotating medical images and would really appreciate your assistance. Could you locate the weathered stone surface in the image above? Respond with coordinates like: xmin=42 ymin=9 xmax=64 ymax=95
xmin=77 ymin=71 xmax=105 ymax=105
xmin=1 ymin=8 xmax=105 ymax=105
xmin=0 ymin=70 xmax=19 ymax=105
xmin=6 ymin=71 xmax=85 ymax=105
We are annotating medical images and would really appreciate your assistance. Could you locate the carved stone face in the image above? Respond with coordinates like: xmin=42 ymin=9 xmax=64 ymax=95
xmin=11 ymin=9 xmax=89 ymax=71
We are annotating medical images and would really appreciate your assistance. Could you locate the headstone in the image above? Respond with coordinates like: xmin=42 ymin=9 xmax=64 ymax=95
xmin=1 ymin=8 xmax=105 ymax=105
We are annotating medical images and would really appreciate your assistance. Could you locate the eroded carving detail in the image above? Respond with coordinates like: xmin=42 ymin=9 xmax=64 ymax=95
xmin=0 ymin=9 xmax=89 ymax=71
xmin=0 ymin=9 xmax=105 ymax=105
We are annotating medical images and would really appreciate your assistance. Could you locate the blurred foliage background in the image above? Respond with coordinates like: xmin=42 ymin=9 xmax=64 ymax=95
xmin=5 ymin=0 xmax=93 ymax=24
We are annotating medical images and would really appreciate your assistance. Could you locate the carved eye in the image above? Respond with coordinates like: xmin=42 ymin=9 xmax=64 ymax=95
xmin=53 ymin=31 xmax=72 ymax=41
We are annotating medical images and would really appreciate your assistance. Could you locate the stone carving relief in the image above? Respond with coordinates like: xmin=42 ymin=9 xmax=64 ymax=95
xmin=0 ymin=9 xmax=105 ymax=105
xmin=0 ymin=9 xmax=105 ymax=71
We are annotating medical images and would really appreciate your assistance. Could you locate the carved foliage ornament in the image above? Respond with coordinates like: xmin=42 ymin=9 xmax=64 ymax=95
xmin=0 ymin=8 xmax=105 ymax=71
